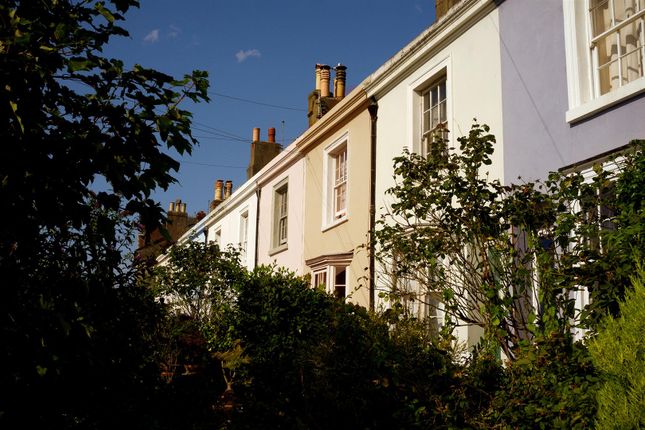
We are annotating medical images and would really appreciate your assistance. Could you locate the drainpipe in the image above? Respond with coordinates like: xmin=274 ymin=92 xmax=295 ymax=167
xmin=254 ymin=185 xmax=261 ymax=268
xmin=368 ymin=97 xmax=378 ymax=311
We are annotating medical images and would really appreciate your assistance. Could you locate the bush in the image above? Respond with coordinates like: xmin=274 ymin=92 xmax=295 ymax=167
xmin=483 ymin=335 xmax=598 ymax=429
xmin=589 ymin=267 xmax=645 ymax=429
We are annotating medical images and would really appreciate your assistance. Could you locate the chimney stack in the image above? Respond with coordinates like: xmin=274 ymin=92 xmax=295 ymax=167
xmin=224 ymin=180 xmax=233 ymax=199
xmin=247 ymin=127 xmax=282 ymax=179
xmin=334 ymin=64 xmax=347 ymax=98
xmin=319 ymin=64 xmax=331 ymax=97
xmin=170 ymin=199 xmax=187 ymax=214
xmin=435 ymin=0 xmax=459 ymax=20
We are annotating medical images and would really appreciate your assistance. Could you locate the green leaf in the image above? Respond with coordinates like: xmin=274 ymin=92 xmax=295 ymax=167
xmin=68 ymin=58 xmax=90 ymax=72
xmin=96 ymin=3 xmax=116 ymax=23
xmin=9 ymin=101 xmax=24 ymax=133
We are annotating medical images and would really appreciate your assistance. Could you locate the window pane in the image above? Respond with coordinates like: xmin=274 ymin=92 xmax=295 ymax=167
xmin=279 ymin=218 xmax=287 ymax=243
xmin=598 ymin=60 xmax=619 ymax=94
xmin=431 ymin=86 xmax=438 ymax=106
xmin=335 ymin=183 xmax=346 ymax=214
xmin=431 ymin=105 xmax=439 ymax=128
xmin=439 ymin=80 xmax=446 ymax=103
xmin=614 ymin=0 xmax=640 ymax=22
xmin=439 ymin=100 xmax=446 ymax=124
xmin=596 ymin=33 xmax=618 ymax=67
xmin=314 ymin=271 xmax=327 ymax=289
xmin=423 ymin=110 xmax=430 ymax=134
xmin=620 ymin=48 xmax=643 ymax=84
xmin=280 ymin=190 xmax=288 ymax=216
xmin=620 ymin=17 xmax=642 ymax=51
xmin=334 ymin=266 xmax=346 ymax=298
xmin=423 ymin=92 xmax=430 ymax=111
xmin=590 ymin=0 xmax=611 ymax=36
xmin=591 ymin=0 xmax=611 ymax=34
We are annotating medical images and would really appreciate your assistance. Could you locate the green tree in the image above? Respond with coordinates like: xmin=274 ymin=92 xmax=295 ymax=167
xmin=589 ymin=266 xmax=645 ymax=430
xmin=375 ymin=123 xmax=642 ymax=359
xmin=0 ymin=1 xmax=208 ymax=427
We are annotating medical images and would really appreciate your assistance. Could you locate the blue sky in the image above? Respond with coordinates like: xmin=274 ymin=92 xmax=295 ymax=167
xmin=106 ymin=0 xmax=437 ymax=215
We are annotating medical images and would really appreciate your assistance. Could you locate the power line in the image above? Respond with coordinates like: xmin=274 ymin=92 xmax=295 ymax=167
xmin=209 ymin=91 xmax=306 ymax=112
xmin=180 ymin=160 xmax=246 ymax=168
xmin=191 ymin=127 xmax=247 ymax=142
xmin=193 ymin=135 xmax=249 ymax=142
xmin=193 ymin=121 xmax=248 ymax=141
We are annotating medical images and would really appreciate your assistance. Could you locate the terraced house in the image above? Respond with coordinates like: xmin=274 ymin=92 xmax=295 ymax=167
xmin=160 ymin=0 xmax=645 ymax=350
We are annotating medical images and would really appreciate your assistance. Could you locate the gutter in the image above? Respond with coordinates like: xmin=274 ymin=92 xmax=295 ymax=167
xmin=368 ymin=97 xmax=379 ymax=311
xmin=254 ymin=185 xmax=261 ymax=268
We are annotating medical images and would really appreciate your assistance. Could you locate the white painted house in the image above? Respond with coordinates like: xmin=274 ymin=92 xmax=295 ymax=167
xmin=364 ymin=0 xmax=504 ymax=348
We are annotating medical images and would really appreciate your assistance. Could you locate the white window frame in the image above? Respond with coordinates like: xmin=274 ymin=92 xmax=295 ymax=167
xmin=312 ymin=265 xmax=348 ymax=299
xmin=322 ymin=133 xmax=349 ymax=230
xmin=420 ymin=77 xmax=448 ymax=157
xmin=239 ymin=209 xmax=249 ymax=263
xmin=271 ymin=178 xmax=289 ymax=253
xmin=306 ymin=252 xmax=353 ymax=299
xmin=561 ymin=151 xmax=626 ymax=340
xmin=408 ymin=59 xmax=450 ymax=156
xmin=563 ymin=0 xmax=645 ymax=122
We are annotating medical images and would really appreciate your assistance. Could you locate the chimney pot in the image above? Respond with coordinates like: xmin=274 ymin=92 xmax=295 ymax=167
xmin=252 ymin=127 xmax=260 ymax=143
xmin=169 ymin=201 xmax=175 ymax=212
xmin=215 ymin=180 xmax=223 ymax=201
xmin=319 ymin=64 xmax=331 ymax=97
xmin=315 ymin=64 xmax=323 ymax=91
xmin=224 ymin=180 xmax=233 ymax=199
xmin=181 ymin=203 xmax=187 ymax=213
xmin=333 ymin=64 xmax=347 ymax=99
xmin=268 ymin=127 xmax=276 ymax=143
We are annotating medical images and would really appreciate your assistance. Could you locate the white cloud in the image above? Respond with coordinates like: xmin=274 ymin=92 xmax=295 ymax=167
xmin=235 ymin=48 xmax=261 ymax=63
xmin=143 ymin=29 xmax=160 ymax=44
xmin=168 ymin=24 xmax=181 ymax=39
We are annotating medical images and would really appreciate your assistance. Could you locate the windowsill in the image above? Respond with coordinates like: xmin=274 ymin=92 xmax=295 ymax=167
xmin=566 ymin=78 xmax=645 ymax=123
xmin=321 ymin=216 xmax=348 ymax=233
xmin=268 ymin=243 xmax=288 ymax=256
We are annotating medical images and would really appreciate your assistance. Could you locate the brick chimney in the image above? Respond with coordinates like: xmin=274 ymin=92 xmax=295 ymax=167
xmin=209 ymin=179 xmax=224 ymax=212
xmin=136 ymin=198 xmax=198 ymax=261
xmin=307 ymin=63 xmax=347 ymax=127
xmin=246 ymin=127 xmax=282 ymax=179
xmin=435 ymin=0 xmax=460 ymax=20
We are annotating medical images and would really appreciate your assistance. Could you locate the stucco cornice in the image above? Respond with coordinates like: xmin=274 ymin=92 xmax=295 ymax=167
xmin=363 ymin=0 xmax=497 ymax=98
xmin=305 ymin=251 xmax=354 ymax=270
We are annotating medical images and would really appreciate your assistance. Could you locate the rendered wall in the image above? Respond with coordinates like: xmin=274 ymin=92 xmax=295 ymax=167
xmin=206 ymin=191 xmax=258 ymax=271
xmin=498 ymin=0 xmax=645 ymax=182
xmin=303 ymin=108 xmax=372 ymax=307
xmin=256 ymin=159 xmax=306 ymax=274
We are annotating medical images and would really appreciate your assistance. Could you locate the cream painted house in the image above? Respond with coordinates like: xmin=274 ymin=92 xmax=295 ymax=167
xmin=298 ymin=75 xmax=373 ymax=308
